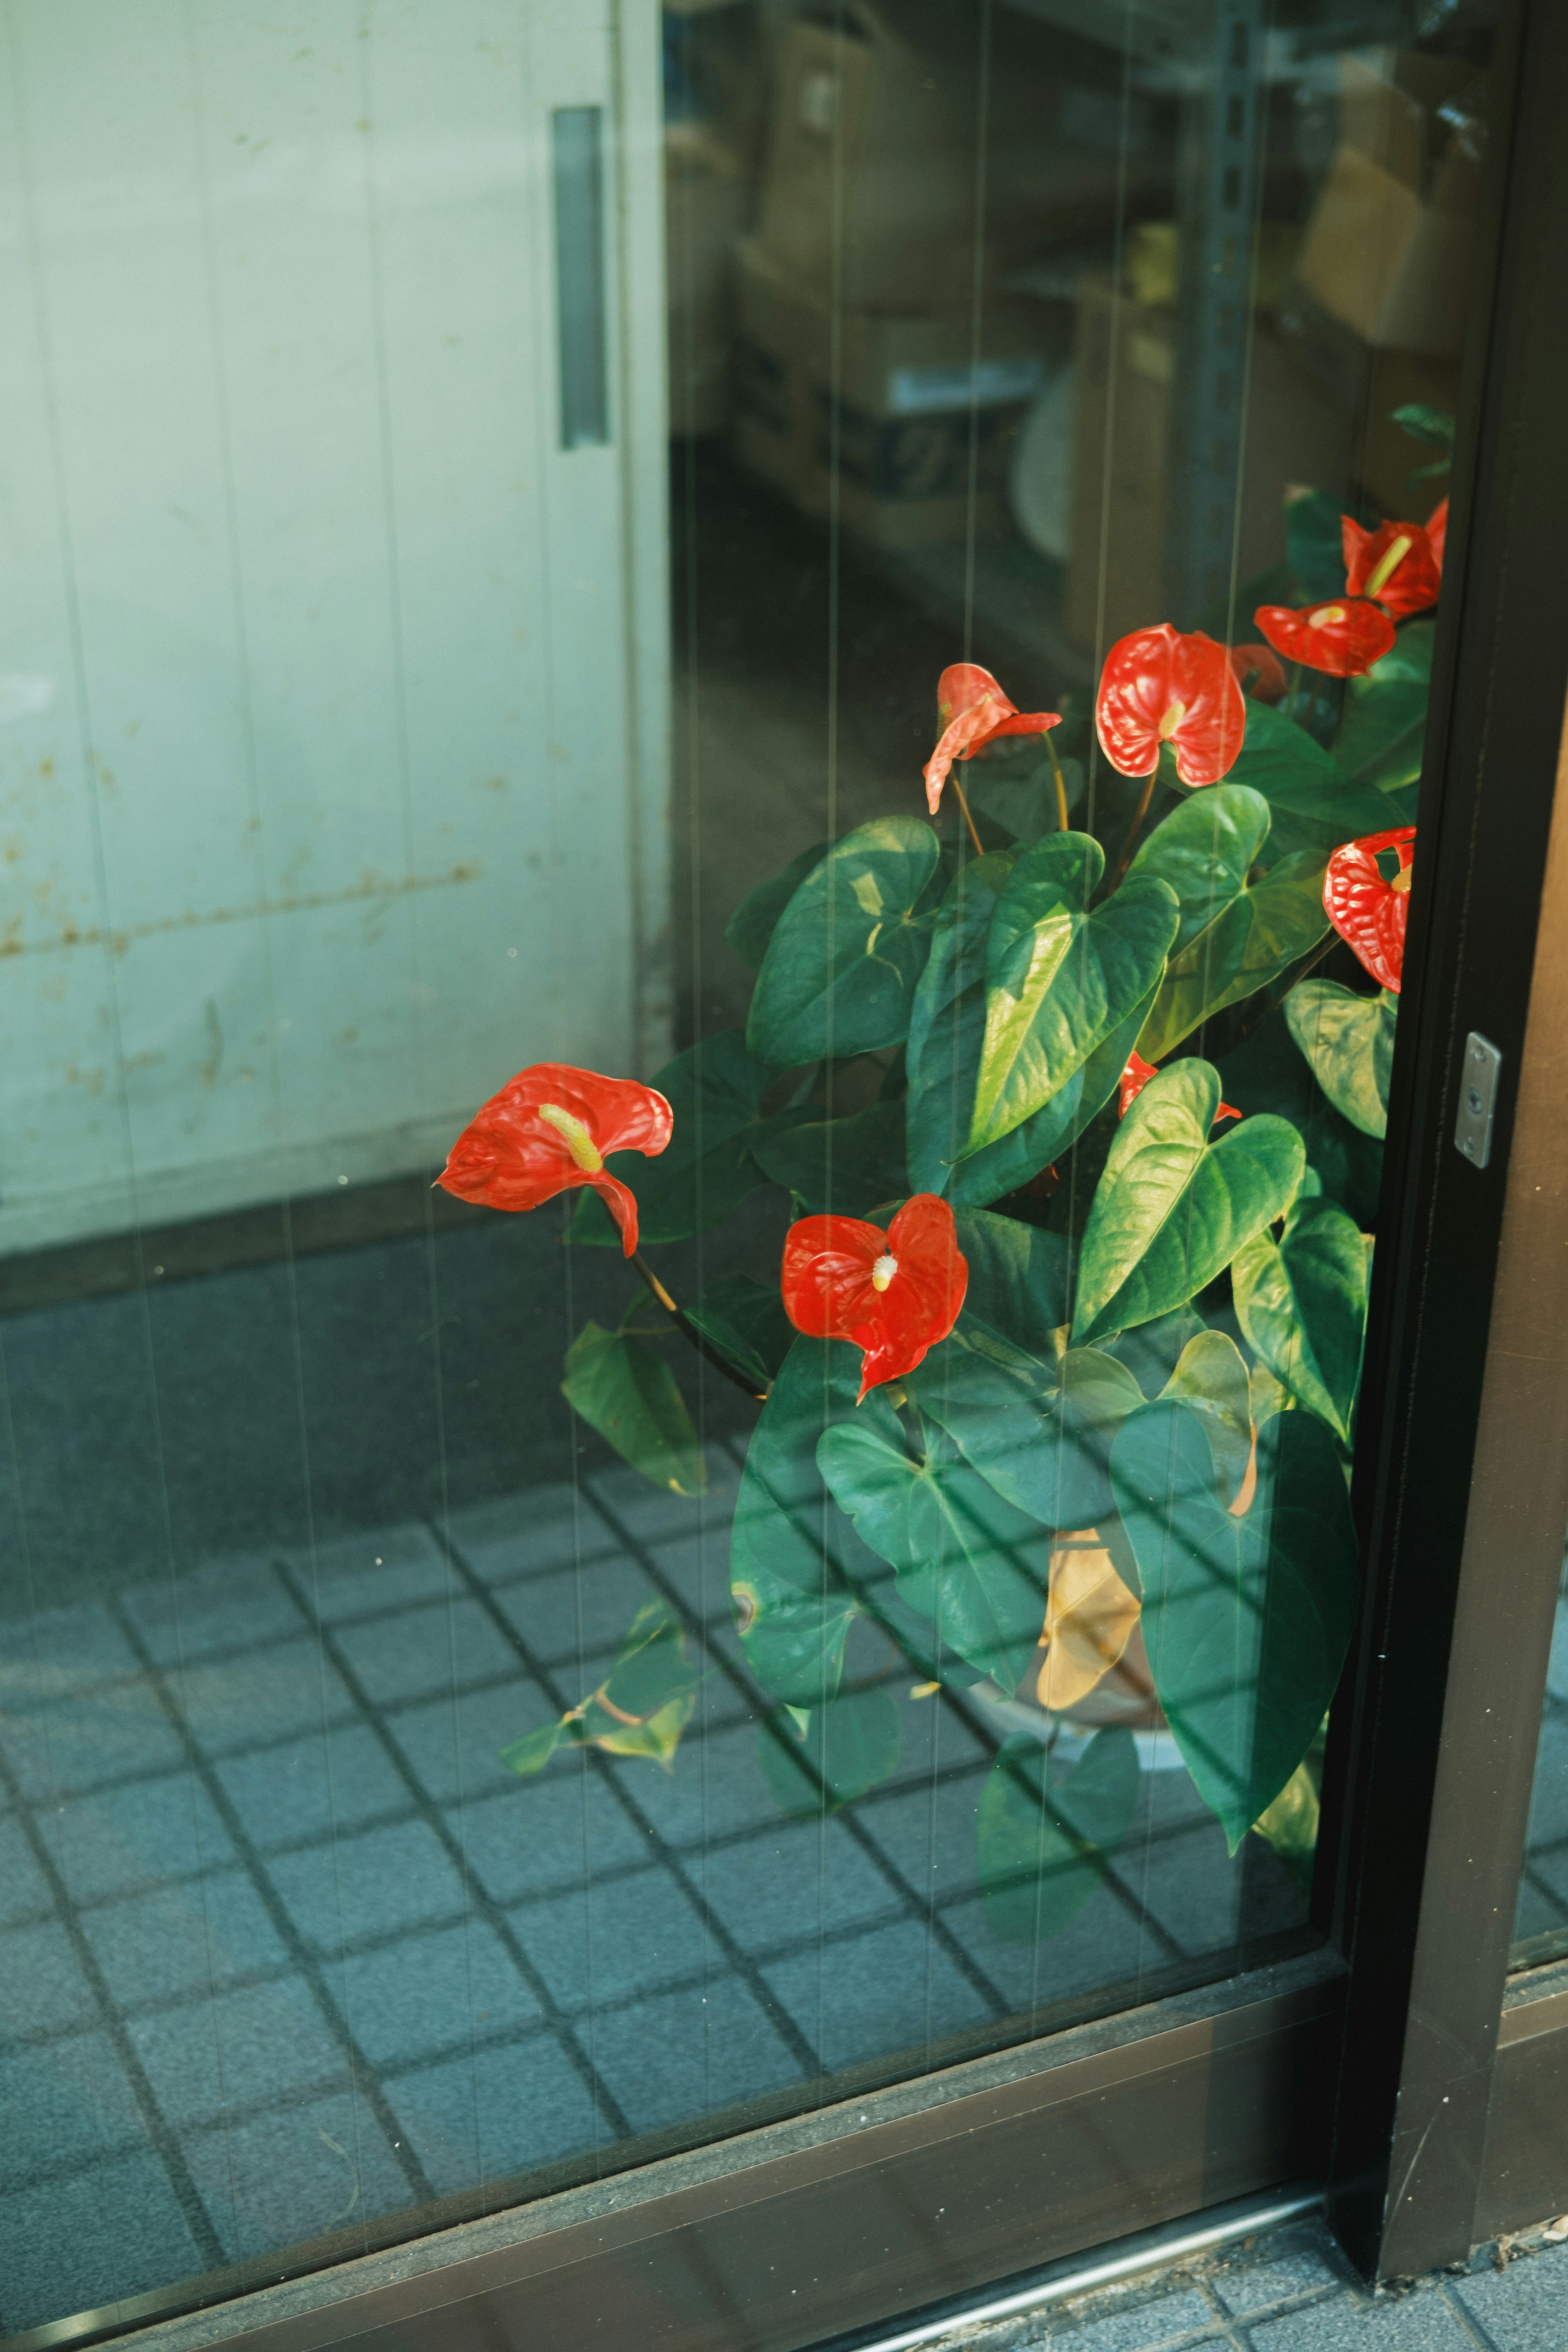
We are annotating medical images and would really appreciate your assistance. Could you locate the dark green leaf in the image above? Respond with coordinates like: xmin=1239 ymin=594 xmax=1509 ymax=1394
xmin=1125 ymin=785 xmax=1272 ymax=958
xmin=1110 ymin=1402 xmax=1358 ymax=1848
xmin=910 ymin=1325 xmax=1142 ymax=1532
xmin=968 ymin=832 xmax=1179 ymax=1155
xmin=1216 ymin=1007 xmax=1384 ymax=1228
xmin=752 ymin=1098 xmax=909 ymax=1216
xmin=572 ymin=1029 xmax=789 ymax=1247
xmin=969 ymin=753 xmax=1084 ymax=841
xmin=817 ymin=1417 xmax=1051 ymax=1693
xmin=730 ymin=1338 xmax=873 ymax=1706
xmin=1390 ymin=402 xmax=1454 ymax=454
xmin=1284 ymin=982 xmax=1397 ymax=1139
xmin=1332 ymin=622 xmax=1433 ymax=795
xmin=1158 ymin=1328 xmax=1253 ymax=1507
xmin=976 ymin=1728 xmax=1140 ymax=1942
xmin=1103 ymin=1306 xmax=1209 ymax=1398
xmin=748 ymin=817 xmax=940 ymax=1065
xmin=1072 ymin=1062 xmax=1305 ymax=1344
xmin=1231 ymin=1195 xmax=1369 ymax=1441
xmin=500 ymin=1600 xmax=698 ymax=1776
xmin=686 ymin=1274 xmax=795 ymax=1393
xmin=1225 ymin=700 xmax=1411 ymax=841
xmin=952 ymin=1210 xmax=1071 ymax=1351
xmin=561 ymin=1323 xmax=707 ymax=1497
xmin=1285 ymin=488 xmax=1349 ymax=602
xmin=757 ymin=1689 xmax=902 ymax=1818
xmin=1136 ymin=849 xmax=1330 ymax=1063
xmin=726 ymin=840 xmax=832 ymax=969
xmin=907 ymin=851 xmax=1101 ymax=1204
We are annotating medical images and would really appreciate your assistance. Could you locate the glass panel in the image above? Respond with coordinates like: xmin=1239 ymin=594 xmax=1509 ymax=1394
xmin=0 ymin=0 xmax=1499 ymax=2337
xmin=1513 ymin=1538 xmax=1568 ymax=1967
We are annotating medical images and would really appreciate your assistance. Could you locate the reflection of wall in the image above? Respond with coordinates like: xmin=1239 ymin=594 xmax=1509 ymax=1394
xmin=0 ymin=0 xmax=668 ymax=1255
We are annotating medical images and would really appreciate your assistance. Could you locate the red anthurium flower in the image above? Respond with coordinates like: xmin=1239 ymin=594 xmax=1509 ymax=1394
xmin=1323 ymin=827 xmax=1415 ymax=994
xmin=1426 ymin=497 xmax=1448 ymax=570
xmin=1228 ymin=643 xmax=1289 ymax=704
xmin=438 ymin=1063 xmax=673 ymax=1257
xmin=1096 ymin=624 xmax=1245 ymax=788
xmin=781 ymin=1194 xmax=968 ymax=1401
xmin=1254 ymin=597 xmax=1396 ymax=678
xmin=1118 ymin=1050 xmax=1237 ymax=1124
xmin=1342 ymin=514 xmax=1443 ymax=619
xmin=922 ymin=663 xmax=1061 ymax=816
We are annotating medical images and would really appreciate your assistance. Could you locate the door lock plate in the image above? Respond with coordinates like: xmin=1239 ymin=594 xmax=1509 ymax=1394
xmin=1454 ymin=1032 xmax=1502 ymax=1169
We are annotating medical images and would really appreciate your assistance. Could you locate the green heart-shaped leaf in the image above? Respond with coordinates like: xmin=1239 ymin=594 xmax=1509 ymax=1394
xmin=1109 ymin=1401 xmax=1358 ymax=1849
xmin=910 ymin=1324 xmax=1143 ymax=1532
xmin=726 ymin=839 xmax=832 ymax=969
xmin=572 ymin=1029 xmax=794 ymax=1247
xmin=686 ymin=1274 xmax=795 ymax=1393
xmin=757 ymin=1688 xmax=902 ymax=1818
xmin=1071 ymin=1061 xmax=1305 ymax=1344
xmin=1225 ymin=700 xmax=1410 ymax=840
xmin=976 ymin=1727 xmax=1140 ymax=1942
xmin=1125 ymin=784 xmax=1272 ymax=957
xmin=1284 ymin=981 xmax=1398 ymax=1139
xmin=951 ymin=1209 xmax=1071 ymax=1349
xmin=1333 ymin=622 xmax=1434 ymax=795
xmin=561 ymin=1324 xmax=707 ymax=1496
xmin=905 ymin=853 xmax=1116 ymax=1204
xmin=1158 ymin=1328 xmax=1254 ymax=1506
xmin=817 ymin=1417 xmax=1051 ymax=1693
xmin=1232 ymin=1195 xmax=1369 ymax=1441
xmin=748 ymin=816 xmax=940 ymax=1065
xmin=501 ymin=1600 xmax=699 ymax=1777
xmin=1136 ymin=850 xmax=1331 ymax=1063
xmin=751 ymin=1098 xmax=909 ymax=1216
xmin=967 ymin=832 xmax=1179 ymax=1155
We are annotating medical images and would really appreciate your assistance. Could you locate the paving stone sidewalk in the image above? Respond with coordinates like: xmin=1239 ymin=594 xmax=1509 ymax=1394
xmin=925 ymin=2212 xmax=1568 ymax=2352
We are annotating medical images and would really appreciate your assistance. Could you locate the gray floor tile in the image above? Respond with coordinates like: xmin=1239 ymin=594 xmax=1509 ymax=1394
xmin=265 ymin=1818 xmax=468 ymax=1954
xmin=172 ymin=1637 xmax=355 ymax=1755
xmin=625 ymin=1717 xmax=780 ymax=1846
xmin=1208 ymin=2218 xmax=1353 ymax=2316
xmin=1 ymin=1916 xmax=100 ymax=2037
xmin=1452 ymin=2243 xmax=1568 ymax=2350
xmin=700 ymin=1815 xmax=901 ymax=1954
xmin=492 ymin=1554 xmax=659 ymax=1668
xmin=448 ymin=1485 xmax=621 ymax=1585
xmin=1044 ymin=2278 xmax=1219 ymax=2348
xmin=332 ymin=1597 xmax=519 ymax=1706
xmin=856 ymin=1773 xmax=989 ymax=1903
xmin=385 ymin=1675 xmax=554 ymax=1806
xmin=340 ymin=1920 xmax=544 ymax=2068
xmin=0 ymin=2031 xmax=146 ymax=2192
xmin=642 ymin=1533 xmax=743 ymax=1628
xmin=1247 ymin=2280 xmax=1474 ymax=2348
xmin=83 ymin=1869 xmax=291 ymax=2007
xmin=46 ymin=1770 xmax=235 ymax=1903
xmin=0 ymin=2148 xmax=203 ymax=2335
xmin=183 ymin=2087 xmax=413 ymax=2261
xmin=213 ymin=1722 xmax=414 ymax=1852
xmin=508 ymin=1862 xmax=714 ymax=2010
xmin=297 ymin=1523 xmax=453 ymax=1623
xmin=588 ymin=1971 xmax=805 ymax=2134
xmin=0 ymin=1811 xmax=53 ymax=1924
xmin=384 ymin=2032 xmax=603 ymax=2195
xmin=126 ymin=1975 xmax=346 ymax=2128
xmin=586 ymin=1466 xmax=737 ymax=1549
xmin=452 ymin=1771 xmax=652 ymax=1906
xmin=0 ymin=1676 xmax=185 ymax=1799
xmin=763 ymin=1916 xmax=993 ymax=2076
xmin=0 ymin=1599 xmax=143 ymax=1705
xmin=120 ymin=1557 xmax=302 ymax=1666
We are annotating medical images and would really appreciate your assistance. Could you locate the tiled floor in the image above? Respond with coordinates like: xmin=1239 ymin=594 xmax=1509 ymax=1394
xmin=0 ymin=1445 xmax=1298 ymax=2338
xmin=923 ymin=2212 xmax=1568 ymax=2351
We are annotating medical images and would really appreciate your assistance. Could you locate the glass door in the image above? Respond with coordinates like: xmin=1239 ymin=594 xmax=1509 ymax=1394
xmin=0 ymin=0 xmax=1543 ymax=2344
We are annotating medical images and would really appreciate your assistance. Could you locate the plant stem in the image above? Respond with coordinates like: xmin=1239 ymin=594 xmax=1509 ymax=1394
xmin=951 ymin=774 xmax=985 ymax=859
xmin=1045 ymin=731 xmax=1071 ymax=832
xmin=1108 ymin=772 xmax=1158 ymax=892
xmin=630 ymin=1249 xmax=769 ymax=1403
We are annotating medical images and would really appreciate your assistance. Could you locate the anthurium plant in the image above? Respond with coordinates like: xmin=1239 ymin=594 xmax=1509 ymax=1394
xmin=441 ymin=416 xmax=1450 ymax=1944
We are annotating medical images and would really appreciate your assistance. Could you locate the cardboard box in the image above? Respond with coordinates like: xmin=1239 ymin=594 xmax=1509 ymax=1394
xmin=1296 ymin=51 xmax=1483 ymax=358
xmin=1067 ymin=276 xmax=1352 ymax=648
xmin=733 ymin=238 xmax=1050 ymax=551
xmin=665 ymin=125 xmax=753 ymax=438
